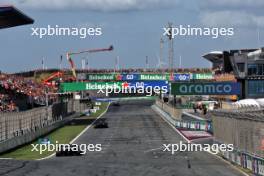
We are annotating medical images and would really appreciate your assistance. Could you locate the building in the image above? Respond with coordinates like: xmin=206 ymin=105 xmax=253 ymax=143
xmin=203 ymin=48 xmax=264 ymax=99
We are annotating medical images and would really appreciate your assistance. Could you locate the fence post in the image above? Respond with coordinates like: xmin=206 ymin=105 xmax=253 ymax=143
xmin=5 ymin=115 xmax=8 ymax=140
xmin=0 ymin=121 xmax=2 ymax=141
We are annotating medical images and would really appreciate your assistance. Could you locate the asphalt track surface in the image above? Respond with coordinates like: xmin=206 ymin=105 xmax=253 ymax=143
xmin=0 ymin=100 xmax=244 ymax=176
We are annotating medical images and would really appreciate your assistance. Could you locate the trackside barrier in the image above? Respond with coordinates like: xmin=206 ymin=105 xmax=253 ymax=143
xmin=0 ymin=100 xmax=90 ymax=154
xmin=155 ymin=103 xmax=264 ymax=175
xmin=0 ymin=100 xmax=89 ymax=143
xmin=152 ymin=104 xmax=212 ymax=133
xmin=218 ymin=142 xmax=264 ymax=175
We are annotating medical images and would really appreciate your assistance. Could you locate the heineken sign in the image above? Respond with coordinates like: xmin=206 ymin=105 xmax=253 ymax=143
xmin=139 ymin=74 xmax=168 ymax=80
xmin=86 ymin=74 xmax=116 ymax=81
xmin=171 ymin=82 xmax=241 ymax=95
xmin=192 ymin=73 xmax=213 ymax=80
xmin=81 ymin=73 xmax=212 ymax=81
xmin=60 ymin=82 xmax=122 ymax=92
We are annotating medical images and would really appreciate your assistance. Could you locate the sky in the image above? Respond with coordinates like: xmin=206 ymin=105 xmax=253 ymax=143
xmin=0 ymin=0 xmax=263 ymax=73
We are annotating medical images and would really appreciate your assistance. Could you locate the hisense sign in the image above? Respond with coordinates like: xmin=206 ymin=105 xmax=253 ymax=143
xmin=171 ymin=82 xmax=241 ymax=95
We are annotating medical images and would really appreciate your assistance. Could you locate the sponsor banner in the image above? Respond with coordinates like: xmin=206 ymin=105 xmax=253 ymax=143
xmin=60 ymin=81 xmax=169 ymax=92
xmin=82 ymin=73 xmax=191 ymax=81
xmin=121 ymin=74 xmax=139 ymax=81
xmin=84 ymin=82 xmax=122 ymax=90
xmin=86 ymin=74 xmax=116 ymax=81
xmin=124 ymin=81 xmax=169 ymax=91
xmin=60 ymin=82 xmax=122 ymax=92
xmin=139 ymin=74 xmax=168 ymax=80
xmin=174 ymin=73 xmax=191 ymax=81
xmin=171 ymin=82 xmax=241 ymax=95
xmin=174 ymin=121 xmax=212 ymax=132
xmin=192 ymin=73 xmax=213 ymax=80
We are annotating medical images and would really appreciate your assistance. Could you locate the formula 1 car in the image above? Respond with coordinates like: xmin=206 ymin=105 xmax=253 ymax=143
xmin=56 ymin=144 xmax=83 ymax=157
xmin=113 ymin=101 xmax=120 ymax=106
xmin=94 ymin=119 xmax=108 ymax=128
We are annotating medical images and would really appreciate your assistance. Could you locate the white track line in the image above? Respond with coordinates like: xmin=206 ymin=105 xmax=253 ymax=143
xmin=144 ymin=146 xmax=164 ymax=153
xmin=152 ymin=105 xmax=249 ymax=176
xmin=0 ymin=158 xmax=13 ymax=160
xmin=37 ymin=103 xmax=110 ymax=161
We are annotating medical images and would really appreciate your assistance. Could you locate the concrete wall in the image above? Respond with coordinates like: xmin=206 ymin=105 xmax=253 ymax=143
xmin=0 ymin=115 xmax=74 ymax=154
xmin=0 ymin=99 xmax=89 ymax=154
xmin=155 ymin=99 xmax=182 ymax=120
xmin=211 ymin=111 xmax=264 ymax=158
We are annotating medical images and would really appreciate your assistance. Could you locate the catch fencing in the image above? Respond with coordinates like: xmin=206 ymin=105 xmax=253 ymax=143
xmin=211 ymin=109 xmax=264 ymax=175
xmin=0 ymin=100 xmax=88 ymax=143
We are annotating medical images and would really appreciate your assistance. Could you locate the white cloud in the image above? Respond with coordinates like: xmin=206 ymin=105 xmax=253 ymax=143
xmin=3 ymin=0 xmax=179 ymax=11
xmin=201 ymin=0 xmax=264 ymax=8
xmin=200 ymin=11 xmax=264 ymax=28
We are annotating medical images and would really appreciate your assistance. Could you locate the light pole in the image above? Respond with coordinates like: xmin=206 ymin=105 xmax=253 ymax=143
xmin=160 ymin=38 xmax=164 ymax=69
xmin=166 ymin=22 xmax=174 ymax=72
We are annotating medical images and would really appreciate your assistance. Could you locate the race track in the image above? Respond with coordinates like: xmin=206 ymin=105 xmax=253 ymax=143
xmin=0 ymin=100 xmax=244 ymax=176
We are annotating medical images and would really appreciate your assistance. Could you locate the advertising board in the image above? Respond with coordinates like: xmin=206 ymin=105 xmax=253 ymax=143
xmin=139 ymin=74 xmax=168 ymax=80
xmin=174 ymin=74 xmax=191 ymax=81
xmin=125 ymin=81 xmax=169 ymax=91
xmin=121 ymin=74 xmax=139 ymax=81
xmin=192 ymin=73 xmax=213 ymax=80
xmin=171 ymin=82 xmax=241 ymax=95
xmin=86 ymin=74 xmax=116 ymax=81
xmin=60 ymin=82 xmax=122 ymax=92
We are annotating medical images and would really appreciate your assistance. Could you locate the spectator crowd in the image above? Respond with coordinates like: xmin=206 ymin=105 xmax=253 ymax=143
xmin=15 ymin=68 xmax=213 ymax=77
xmin=0 ymin=74 xmax=57 ymax=112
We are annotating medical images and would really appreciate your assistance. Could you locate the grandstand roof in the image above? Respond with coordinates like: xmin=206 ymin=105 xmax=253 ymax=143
xmin=203 ymin=51 xmax=223 ymax=63
xmin=0 ymin=5 xmax=34 ymax=29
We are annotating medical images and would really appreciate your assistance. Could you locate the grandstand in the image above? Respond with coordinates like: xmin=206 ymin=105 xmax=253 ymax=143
xmin=0 ymin=5 xmax=38 ymax=112
xmin=0 ymin=74 xmax=57 ymax=111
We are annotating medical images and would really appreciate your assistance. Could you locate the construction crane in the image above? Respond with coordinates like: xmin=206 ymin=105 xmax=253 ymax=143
xmin=42 ymin=71 xmax=63 ymax=87
xmin=66 ymin=45 xmax=114 ymax=78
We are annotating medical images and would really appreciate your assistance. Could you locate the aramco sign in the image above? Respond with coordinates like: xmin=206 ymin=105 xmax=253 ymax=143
xmin=171 ymin=82 xmax=241 ymax=95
